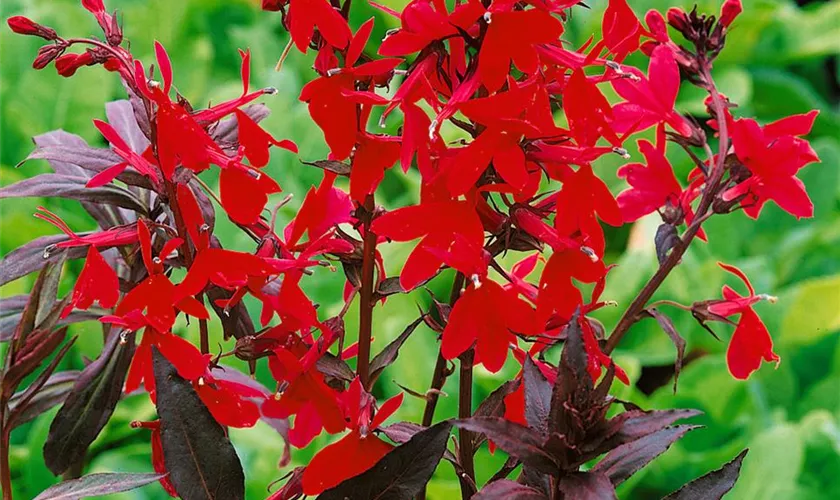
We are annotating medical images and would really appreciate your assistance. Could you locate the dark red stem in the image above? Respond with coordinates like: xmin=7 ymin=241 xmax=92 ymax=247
xmin=605 ymin=62 xmax=730 ymax=354
xmin=357 ymin=194 xmax=377 ymax=390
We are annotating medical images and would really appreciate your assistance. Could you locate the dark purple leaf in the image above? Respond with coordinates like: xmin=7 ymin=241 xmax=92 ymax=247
xmin=122 ymin=81 xmax=152 ymax=140
xmin=369 ymin=317 xmax=424 ymax=383
xmin=471 ymin=378 xmax=519 ymax=449
xmin=374 ymin=277 xmax=405 ymax=298
xmin=211 ymin=103 xmax=270 ymax=149
xmin=380 ymin=421 xmax=426 ymax=444
xmin=8 ymin=370 xmax=79 ymax=429
xmin=152 ymin=348 xmax=245 ymax=500
xmin=557 ymin=471 xmax=617 ymax=500
xmin=319 ymin=421 xmax=453 ymax=500
xmin=643 ymin=308 xmax=686 ymax=392
xmin=2 ymin=308 xmax=105 ymax=343
xmin=0 ymin=234 xmax=87 ymax=287
xmin=301 ymin=159 xmax=351 ymax=176
xmin=43 ymin=331 xmax=135 ymax=474
xmin=454 ymin=417 xmax=557 ymax=475
xmin=2 ymin=328 xmax=72 ymax=400
xmin=593 ymin=425 xmax=700 ymax=485
xmin=549 ymin=311 xmax=591 ymax=437
xmin=605 ymin=408 xmax=702 ymax=445
xmin=663 ymin=449 xmax=748 ymax=499
xmin=206 ymin=287 xmax=254 ymax=341
xmin=32 ymin=472 xmax=165 ymax=500
xmin=0 ymin=174 xmax=147 ymax=213
xmin=523 ymin=356 xmax=551 ymax=435
xmin=474 ymin=479 xmax=547 ymax=499
xmin=655 ymin=223 xmax=679 ymax=265
xmin=105 ymin=100 xmax=151 ymax=153
xmin=316 ymin=352 xmax=355 ymax=382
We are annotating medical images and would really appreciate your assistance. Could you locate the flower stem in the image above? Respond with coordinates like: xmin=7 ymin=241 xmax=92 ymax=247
xmin=0 ymin=423 xmax=12 ymax=500
xmin=357 ymin=194 xmax=377 ymax=390
xmin=457 ymin=348 xmax=476 ymax=498
xmin=605 ymin=62 xmax=730 ymax=354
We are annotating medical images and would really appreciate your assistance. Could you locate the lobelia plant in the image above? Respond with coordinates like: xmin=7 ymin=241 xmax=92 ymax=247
xmin=0 ymin=0 xmax=823 ymax=499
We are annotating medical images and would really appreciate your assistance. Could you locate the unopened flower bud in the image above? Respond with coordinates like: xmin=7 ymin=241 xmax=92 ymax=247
xmin=666 ymin=7 xmax=691 ymax=37
xmin=261 ymin=0 xmax=287 ymax=11
xmin=32 ymin=44 xmax=65 ymax=70
xmin=719 ymin=0 xmax=743 ymax=28
xmin=7 ymin=16 xmax=58 ymax=40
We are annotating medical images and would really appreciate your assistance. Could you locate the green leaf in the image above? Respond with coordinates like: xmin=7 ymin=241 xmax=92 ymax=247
xmin=729 ymin=424 xmax=803 ymax=499
xmin=779 ymin=274 xmax=840 ymax=346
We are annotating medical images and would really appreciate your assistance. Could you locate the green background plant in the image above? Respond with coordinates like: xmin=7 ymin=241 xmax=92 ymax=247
xmin=0 ymin=0 xmax=837 ymax=498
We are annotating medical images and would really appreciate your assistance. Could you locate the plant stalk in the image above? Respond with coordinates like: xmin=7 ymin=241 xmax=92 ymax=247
xmin=457 ymin=348 xmax=476 ymax=498
xmin=605 ymin=62 xmax=730 ymax=354
xmin=357 ymin=194 xmax=377 ymax=390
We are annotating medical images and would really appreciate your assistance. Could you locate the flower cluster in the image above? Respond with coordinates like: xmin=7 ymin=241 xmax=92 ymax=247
xmin=1 ymin=0 xmax=821 ymax=499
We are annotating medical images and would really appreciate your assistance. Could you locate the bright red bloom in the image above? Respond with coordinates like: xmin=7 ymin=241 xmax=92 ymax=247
xmin=301 ymin=379 xmax=402 ymax=494
xmin=349 ymin=133 xmax=401 ymax=202
xmin=235 ymin=109 xmax=298 ymax=168
xmin=553 ymin=164 xmax=622 ymax=255
xmin=611 ymin=44 xmax=692 ymax=137
xmin=34 ymin=207 xmax=138 ymax=250
xmin=442 ymin=278 xmax=537 ymax=373
xmin=479 ymin=8 xmax=564 ymax=92
xmin=88 ymin=118 xmax=160 ymax=188
xmin=288 ymin=0 xmax=352 ymax=53
xmin=600 ymin=0 xmax=647 ymax=61
xmin=616 ymin=139 xmax=682 ymax=222
xmin=371 ymin=199 xmax=485 ymax=290
xmin=378 ymin=0 xmax=485 ymax=56
xmin=564 ymin=70 xmax=622 ymax=148
xmin=537 ymin=247 xmax=605 ymax=326
xmin=62 ymin=246 xmax=119 ymax=318
xmin=724 ymin=111 xmax=820 ymax=219
xmin=707 ymin=263 xmax=780 ymax=379
xmin=286 ymin=172 xmax=353 ymax=247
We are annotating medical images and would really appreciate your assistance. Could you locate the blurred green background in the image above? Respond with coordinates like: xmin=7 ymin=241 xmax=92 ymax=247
xmin=1 ymin=0 xmax=838 ymax=498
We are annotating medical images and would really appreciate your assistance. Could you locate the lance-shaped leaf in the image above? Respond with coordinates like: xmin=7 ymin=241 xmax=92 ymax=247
xmin=0 ymin=174 xmax=147 ymax=213
xmin=32 ymin=472 xmax=165 ymax=500
xmin=593 ymin=425 xmax=700 ymax=485
xmin=369 ymin=317 xmax=424 ymax=384
xmin=0 ymin=234 xmax=87 ymax=287
xmin=471 ymin=378 xmax=519 ymax=450
xmin=2 ymin=327 xmax=72 ymax=401
xmin=301 ymin=159 xmax=351 ymax=176
xmin=44 ymin=331 xmax=136 ymax=475
xmin=152 ymin=348 xmax=245 ymax=500
xmin=380 ymin=421 xmax=426 ymax=444
xmin=474 ymin=479 xmax=548 ymax=499
xmin=663 ymin=449 xmax=748 ymax=499
xmin=603 ymin=408 xmax=701 ymax=447
xmin=549 ymin=311 xmax=591 ymax=436
xmin=105 ymin=100 xmax=151 ymax=153
xmin=454 ymin=417 xmax=557 ymax=474
xmin=373 ymin=277 xmax=406 ymax=299
xmin=319 ymin=421 xmax=453 ymax=500
xmin=557 ymin=471 xmax=617 ymax=500
xmin=316 ymin=352 xmax=355 ymax=383
xmin=642 ymin=308 xmax=686 ymax=392
xmin=523 ymin=357 xmax=552 ymax=435
xmin=8 ymin=370 xmax=79 ymax=429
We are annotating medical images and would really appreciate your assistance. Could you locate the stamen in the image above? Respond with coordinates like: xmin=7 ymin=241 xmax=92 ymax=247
xmin=612 ymin=147 xmax=631 ymax=159
xmin=471 ymin=274 xmax=482 ymax=289
xmin=758 ymin=294 xmax=777 ymax=303
xmin=580 ymin=246 xmax=599 ymax=262
xmin=483 ymin=12 xmax=492 ymax=23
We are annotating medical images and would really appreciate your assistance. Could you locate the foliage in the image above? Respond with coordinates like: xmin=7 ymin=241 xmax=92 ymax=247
xmin=0 ymin=0 xmax=838 ymax=499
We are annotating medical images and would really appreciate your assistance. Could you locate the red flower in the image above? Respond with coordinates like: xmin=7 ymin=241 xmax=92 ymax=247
xmin=378 ymin=0 xmax=485 ymax=56
xmin=288 ymin=0 xmax=352 ymax=53
xmin=371 ymin=199 xmax=485 ymax=290
xmin=600 ymin=0 xmax=647 ymax=61
xmin=442 ymin=277 xmax=537 ymax=373
xmin=301 ymin=379 xmax=402 ymax=494
xmin=563 ymin=70 xmax=622 ymax=148
xmin=706 ymin=263 xmax=780 ymax=379
xmin=478 ymin=8 xmax=564 ymax=92
xmin=285 ymin=172 xmax=353 ymax=247
xmin=553 ymin=164 xmax=622 ymax=255
xmin=235 ymin=109 xmax=298 ymax=168
xmin=611 ymin=44 xmax=692 ymax=137
xmin=87 ymin=118 xmax=160 ymax=188
xmin=62 ymin=246 xmax=119 ymax=318
xmin=537 ymin=247 xmax=605 ymax=326
xmin=349 ymin=133 xmax=401 ymax=202
xmin=723 ymin=111 xmax=820 ymax=219
xmin=616 ymin=139 xmax=682 ymax=222
xmin=299 ymin=19 xmax=402 ymax=160
xmin=7 ymin=16 xmax=57 ymax=40
xmin=34 ymin=206 xmax=138 ymax=250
